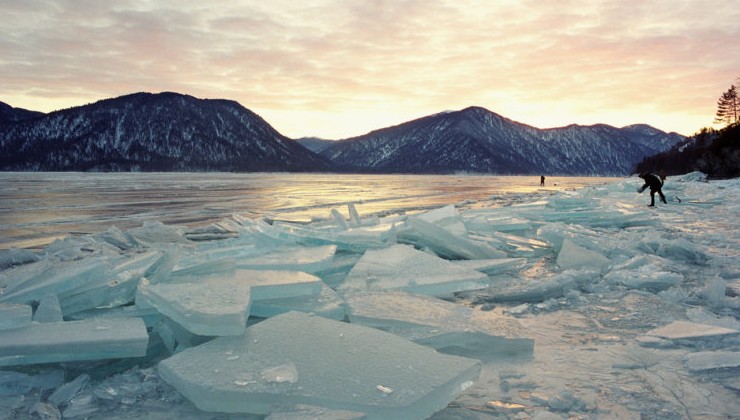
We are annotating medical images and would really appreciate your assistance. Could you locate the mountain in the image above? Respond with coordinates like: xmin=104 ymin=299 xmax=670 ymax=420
xmin=0 ymin=102 xmax=44 ymax=124
xmin=317 ymin=107 xmax=685 ymax=175
xmin=0 ymin=93 xmax=332 ymax=172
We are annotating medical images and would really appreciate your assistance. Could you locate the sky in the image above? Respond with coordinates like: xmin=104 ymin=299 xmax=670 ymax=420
xmin=1 ymin=0 xmax=739 ymax=140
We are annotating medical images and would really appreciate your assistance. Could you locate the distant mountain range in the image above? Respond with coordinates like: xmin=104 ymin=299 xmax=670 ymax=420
xmin=0 ymin=92 xmax=331 ymax=172
xmin=0 ymin=92 xmax=684 ymax=174
xmin=302 ymin=107 xmax=684 ymax=175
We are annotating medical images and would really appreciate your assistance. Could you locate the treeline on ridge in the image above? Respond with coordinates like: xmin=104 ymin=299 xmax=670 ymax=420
xmin=634 ymin=122 xmax=739 ymax=179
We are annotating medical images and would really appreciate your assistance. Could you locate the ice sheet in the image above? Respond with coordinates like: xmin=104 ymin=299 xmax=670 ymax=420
xmin=0 ymin=172 xmax=738 ymax=419
xmin=344 ymin=291 xmax=533 ymax=359
xmin=137 ymin=269 xmax=323 ymax=336
xmin=158 ymin=311 xmax=481 ymax=418
xmin=0 ymin=318 xmax=148 ymax=366
xmin=339 ymin=244 xmax=490 ymax=297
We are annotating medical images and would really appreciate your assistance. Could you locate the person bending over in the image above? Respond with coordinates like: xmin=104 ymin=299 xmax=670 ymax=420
xmin=638 ymin=173 xmax=667 ymax=207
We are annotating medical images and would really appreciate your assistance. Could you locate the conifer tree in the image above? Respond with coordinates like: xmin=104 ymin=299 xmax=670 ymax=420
xmin=714 ymin=84 xmax=739 ymax=126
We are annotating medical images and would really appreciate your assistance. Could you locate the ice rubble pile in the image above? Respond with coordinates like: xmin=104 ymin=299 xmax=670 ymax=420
xmin=1 ymin=172 xmax=739 ymax=419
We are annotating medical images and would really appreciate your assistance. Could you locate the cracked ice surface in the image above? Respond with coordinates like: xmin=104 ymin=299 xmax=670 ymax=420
xmin=159 ymin=311 xmax=481 ymax=419
xmin=0 ymin=172 xmax=739 ymax=419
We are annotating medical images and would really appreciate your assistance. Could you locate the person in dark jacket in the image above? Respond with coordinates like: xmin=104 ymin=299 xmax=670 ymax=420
xmin=638 ymin=172 xmax=667 ymax=206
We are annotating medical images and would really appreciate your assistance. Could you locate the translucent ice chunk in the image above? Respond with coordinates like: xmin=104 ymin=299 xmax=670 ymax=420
xmin=339 ymin=244 xmax=490 ymax=297
xmin=59 ymin=251 xmax=162 ymax=315
xmin=344 ymin=291 xmax=533 ymax=359
xmin=0 ymin=257 xmax=108 ymax=305
xmin=645 ymin=321 xmax=739 ymax=340
xmin=556 ymin=239 xmax=610 ymax=270
xmin=138 ymin=270 xmax=322 ymax=336
xmin=33 ymin=294 xmax=63 ymax=323
xmin=158 ymin=311 xmax=481 ymax=418
xmin=251 ymin=283 xmax=346 ymax=320
xmin=49 ymin=373 xmax=91 ymax=406
xmin=451 ymin=258 xmax=526 ymax=274
xmin=399 ymin=218 xmax=504 ymax=260
xmin=266 ymin=403 xmax=366 ymax=420
xmin=237 ymin=245 xmax=336 ymax=273
xmin=685 ymin=351 xmax=740 ymax=372
xmin=0 ymin=303 xmax=32 ymax=331
xmin=0 ymin=317 xmax=148 ymax=366
xmin=0 ymin=248 xmax=39 ymax=270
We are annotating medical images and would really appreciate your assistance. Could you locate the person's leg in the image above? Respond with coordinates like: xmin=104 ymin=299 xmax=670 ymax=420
xmin=649 ymin=190 xmax=656 ymax=206
xmin=658 ymin=190 xmax=667 ymax=204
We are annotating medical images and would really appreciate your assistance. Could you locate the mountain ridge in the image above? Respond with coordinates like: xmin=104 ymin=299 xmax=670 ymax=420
xmin=0 ymin=92 xmax=332 ymax=172
xmin=313 ymin=106 xmax=684 ymax=175
xmin=1 ymin=93 xmax=684 ymax=175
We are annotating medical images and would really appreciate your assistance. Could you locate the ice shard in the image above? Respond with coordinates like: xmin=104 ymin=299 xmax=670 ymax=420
xmin=344 ymin=291 xmax=533 ymax=359
xmin=236 ymin=245 xmax=337 ymax=273
xmin=137 ymin=269 xmax=323 ymax=336
xmin=685 ymin=351 xmax=740 ymax=372
xmin=556 ymin=239 xmax=610 ymax=270
xmin=250 ymin=283 xmax=346 ymax=320
xmin=339 ymin=244 xmax=490 ymax=297
xmin=158 ymin=311 xmax=481 ymax=418
xmin=645 ymin=321 xmax=739 ymax=340
xmin=33 ymin=294 xmax=63 ymax=323
xmin=0 ymin=317 xmax=148 ymax=366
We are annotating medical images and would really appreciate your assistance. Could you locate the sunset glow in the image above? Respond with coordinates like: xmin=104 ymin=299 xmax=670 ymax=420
xmin=1 ymin=0 xmax=738 ymax=139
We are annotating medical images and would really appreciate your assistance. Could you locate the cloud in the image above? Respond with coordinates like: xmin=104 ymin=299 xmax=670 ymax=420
xmin=1 ymin=0 xmax=739 ymax=138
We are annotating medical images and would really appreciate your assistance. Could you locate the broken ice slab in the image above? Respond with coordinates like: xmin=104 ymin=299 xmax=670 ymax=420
xmin=266 ymin=403 xmax=366 ymax=419
xmin=338 ymin=244 xmax=490 ymax=297
xmin=137 ymin=270 xmax=323 ymax=336
xmin=158 ymin=311 xmax=481 ymax=418
xmin=59 ymin=251 xmax=162 ymax=315
xmin=685 ymin=351 xmax=740 ymax=372
xmin=0 ymin=256 xmax=108 ymax=306
xmin=604 ymin=266 xmax=683 ymax=292
xmin=399 ymin=217 xmax=505 ymax=260
xmin=344 ymin=291 xmax=533 ymax=359
xmin=556 ymin=238 xmax=610 ymax=270
xmin=0 ymin=317 xmax=148 ymax=366
xmin=0 ymin=303 xmax=32 ymax=331
xmin=250 ymin=283 xmax=346 ymax=320
xmin=486 ymin=270 xmax=596 ymax=303
xmin=236 ymin=245 xmax=337 ymax=273
xmin=451 ymin=257 xmax=526 ymax=275
xmin=32 ymin=294 xmax=63 ymax=323
xmin=645 ymin=321 xmax=739 ymax=341
xmin=463 ymin=215 xmax=534 ymax=235
xmin=414 ymin=205 xmax=468 ymax=236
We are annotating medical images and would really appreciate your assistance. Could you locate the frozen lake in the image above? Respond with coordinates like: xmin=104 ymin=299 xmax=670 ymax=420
xmin=1 ymin=171 xmax=738 ymax=419
xmin=0 ymin=172 xmax=618 ymax=250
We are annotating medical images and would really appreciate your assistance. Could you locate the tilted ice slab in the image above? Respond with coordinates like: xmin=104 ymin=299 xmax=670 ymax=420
xmin=158 ymin=311 xmax=481 ymax=418
xmin=556 ymin=239 xmax=610 ymax=270
xmin=250 ymin=283 xmax=346 ymax=320
xmin=339 ymin=244 xmax=489 ymax=297
xmin=685 ymin=351 xmax=740 ymax=372
xmin=137 ymin=270 xmax=323 ymax=336
xmin=645 ymin=321 xmax=739 ymax=340
xmin=0 ymin=317 xmax=148 ymax=366
xmin=236 ymin=245 xmax=337 ymax=273
xmin=344 ymin=291 xmax=533 ymax=359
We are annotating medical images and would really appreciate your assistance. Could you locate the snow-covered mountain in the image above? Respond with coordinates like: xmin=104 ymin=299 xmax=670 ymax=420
xmin=317 ymin=106 xmax=685 ymax=175
xmin=0 ymin=101 xmax=44 ymax=124
xmin=0 ymin=93 xmax=332 ymax=172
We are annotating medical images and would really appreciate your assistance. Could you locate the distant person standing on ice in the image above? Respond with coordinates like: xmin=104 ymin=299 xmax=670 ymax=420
xmin=638 ymin=173 xmax=667 ymax=207
xmin=540 ymin=175 xmax=545 ymax=186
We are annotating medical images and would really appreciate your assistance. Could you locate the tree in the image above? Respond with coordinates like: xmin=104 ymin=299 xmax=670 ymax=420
xmin=715 ymin=84 xmax=739 ymax=126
